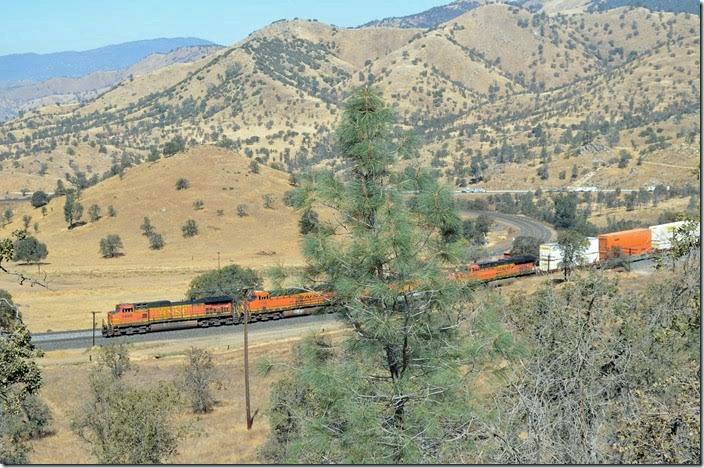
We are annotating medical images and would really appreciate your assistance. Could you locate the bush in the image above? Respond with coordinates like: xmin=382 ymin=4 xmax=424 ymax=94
xmin=263 ymin=194 xmax=275 ymax=209
xmin=176 ymin=178 xmax=190 ymax=190
xmin=183 ymin=347 xmax=219 ymax=413
xmin=148 ymin=233 xmax=165 ymax=250
xmin=96 ymin=342 xmax=131 ymax=378
xmin=88 ymin=204 xmax=101 ymax=222
xmin=237 ymin=204 xmax=248 ymax=217
xmin=193 ymin=200 xmax=204 ymax=210
xmin=186 ymin=264 xmax=262 ymax=300
xmin=13 ymin=236 xmax=48 ymax=264
xmin=182 ymin=220 xmax=198 ymax=238
xmin=249 ymin=160 xmax=260 ymax=174
xmin=107 ymin=205 xmax=117 ymax=217
xmin=30 ymin=191 xmax=49 ymax=208
xmin=140 ymin=217 xmax=154 ymax=237
xmin=99 ymin=235 xmax=123 ymax=258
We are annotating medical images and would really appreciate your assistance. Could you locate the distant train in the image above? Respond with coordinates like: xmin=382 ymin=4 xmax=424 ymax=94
xmin=102 ymin=220 xmax=698 ymax=337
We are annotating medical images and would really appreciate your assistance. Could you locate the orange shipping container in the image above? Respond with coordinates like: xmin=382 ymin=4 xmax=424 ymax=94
xmin=598 ymin=228 xmax=652 ymax=260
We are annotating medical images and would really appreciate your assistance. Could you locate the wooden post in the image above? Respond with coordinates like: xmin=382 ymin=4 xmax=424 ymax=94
xmin=91 ymin=311 xmax=99 ymax=347
xmin=243 ymin=294 xmax=255 ymax=430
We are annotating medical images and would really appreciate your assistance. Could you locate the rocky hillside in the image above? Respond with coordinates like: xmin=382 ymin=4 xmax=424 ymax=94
xmin=0 ymin=3 xmax=698 ymax=196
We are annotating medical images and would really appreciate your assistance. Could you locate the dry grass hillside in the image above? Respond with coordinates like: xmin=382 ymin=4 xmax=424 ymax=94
xmin=0 ymin=5 xmax=698 ymax=196
xmin=0 ymin=145 xmax=309 ymax=331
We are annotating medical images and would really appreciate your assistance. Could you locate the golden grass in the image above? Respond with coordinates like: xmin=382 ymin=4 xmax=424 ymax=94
xmin=31 ymin=326 xmax=348 ymax=464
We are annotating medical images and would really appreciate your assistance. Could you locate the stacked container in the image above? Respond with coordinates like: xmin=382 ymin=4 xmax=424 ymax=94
xmin=598 ymin=228 xmax=651 ymax=260
xmin=649 ymin=221 xmax=700 ymax=250
xmin=539 ymin=237 xmax=598 ymax=272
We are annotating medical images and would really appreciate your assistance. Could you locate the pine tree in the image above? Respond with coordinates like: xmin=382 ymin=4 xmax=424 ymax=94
xmin=261 ymin=87 xmax=513 ymax=464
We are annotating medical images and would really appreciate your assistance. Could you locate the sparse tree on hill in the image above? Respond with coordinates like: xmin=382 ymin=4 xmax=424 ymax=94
xmin=249 ymin=160 xmax=260 ymax=174
xmin=2 ymin=208 xmax=13 ymax=226
xmin=12 ymin=236 xmax=47 ymax=265
xmin=182 ymin=347 xmax=219 ymax=413
xmin=176 ymin=178 xmax=190 ymax=191
xmin=140 ymin=217 xmax=154 ymax=237
xmin=21 ymin=215 xmax=31 ymax=232
xmin=181 ymin=220 xmax=198 ymax=238
xmin=107 ymin=205 xmax=117 ymax=217
xmin=88 ymin=204 xmax=101 ymax=222
xmin=148 ymin=233 xmax=164 ymax=250
xmin=262 ymin=194 xmax=275 ymax=209
xmin=237 ymin=204 xmax=248 ymax=217
xmin=63 ymin=193 xmax=83 ymax=228
xmin=30 ymin=191 xmax=49 ymax=209
xmin=298 ymin=209 xmax=319 ymax=235
xmin=99 ymin=235 xmax=123 ymax=258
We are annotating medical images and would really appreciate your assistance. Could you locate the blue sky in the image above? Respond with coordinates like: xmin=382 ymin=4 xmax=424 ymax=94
xmin=1 ymin=0 xmax=449 ymax=56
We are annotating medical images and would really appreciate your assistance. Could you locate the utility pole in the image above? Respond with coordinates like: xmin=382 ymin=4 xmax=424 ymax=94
xmin=91 ymin=311 xmax=99 ymax=347
xmin=243 ymin=293 xmax=256 ymax=430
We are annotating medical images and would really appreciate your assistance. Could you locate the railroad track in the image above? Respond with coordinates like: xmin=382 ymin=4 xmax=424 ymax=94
xmin=28 ymin=212 xmax=554 ymax=351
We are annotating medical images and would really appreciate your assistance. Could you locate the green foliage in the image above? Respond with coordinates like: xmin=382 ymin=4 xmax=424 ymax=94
xmin=556 ymin=229 xmax=589 ymax=279
xmin=140 ymin=217 xmax=154 ymax=237
xmin=182 ymin=347 xmax=219 ymax=413
xmin=181 ymin=220 xmax=199 ymax=238
xmin=107 ymin=205 xmax=117 ymax=217
xmin=88 ymin=204 xmax=101 ymax=222
xmin=510 ymin=235 xmax=541 ymax=257
xmin=99 ymin=234 xmax=123 ymax=258
xmin=298 ymin=209 xmax=319 ymax=235
xmin=261 ymin=87 xmax=513 ymax=463
xmin=148 ymin=233 xmax=165 ymax=250
xmin=249 ymin=160 xmax=260 ymax=174
xmin=263 ymin=193 xmax=275 ymax=209
xmin=163 ymin=135 xmax=185 ymax=157
xmin=30 ymin=191 xmax=49 ymax=208
xmin=186 ymin=264 xmax=262 ymax=300
xmin=175 ymin=178 xmax=190 ymax=190
xmin=12 ymin=236 xmax=48 ymax=264
xmin=462 ymin=214 xmax=492 ymax=245
xmin=96 ymin=342 xmax=131 ymax=378
xmin=71 ymin=370 xmax=180 ymax=464
xmin=63 ymin=192 xmax=83 ymax=228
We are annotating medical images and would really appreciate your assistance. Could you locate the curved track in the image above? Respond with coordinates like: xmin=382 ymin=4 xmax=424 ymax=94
xmin=462 ymin=210 xmax=556 ymax=258
xmin=32 ymin=211 xmax=555 ymax=350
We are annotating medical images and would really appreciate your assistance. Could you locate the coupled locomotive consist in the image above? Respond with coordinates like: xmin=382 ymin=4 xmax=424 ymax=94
xmin=101 ymin=256 xmax=538 ymax=337
xmin=102 ymin=287 xmax=335 ymax=337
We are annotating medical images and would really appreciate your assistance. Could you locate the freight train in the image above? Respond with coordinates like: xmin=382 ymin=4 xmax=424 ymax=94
xmin=102 ymin=220 xmax=698 ymax=337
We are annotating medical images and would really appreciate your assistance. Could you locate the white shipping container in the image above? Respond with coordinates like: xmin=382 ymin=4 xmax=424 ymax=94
xmin=650 ymin=221 xmax=686 ymax=250
xmin=539 ymin=238 xmax=598 ymax=272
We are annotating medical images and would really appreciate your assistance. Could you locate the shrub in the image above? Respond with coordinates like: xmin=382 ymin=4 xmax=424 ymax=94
xmin=237 ymin=204 xmax=248 ymax=217
xmin=249 ymin=160 xmax=260 ymax=174
xmin=99 ymin=235 xmax=123 ymax=258
xmin=30 ymin=191 xmax=49 ymax=208
xmin=88 ymin=204 xmax=101 ymax=222
xmin=176 ymin=178 xmax=190 ymax=190
xmin=107 ymin=205 xmax=117 ymax=217
xmin=140 ymin=217 xmax=154 ymax=237
xmin=193 ymin=200 xmax=204 ymax=210
xmin=182 ymin=220 xmax=198 ymax=238
xmin=96 ymin=342 xmax=131 ymax=378
xmin=183 ymin=347 xmax=219 ymax=413
xmin=148 ymin=233 xmax=165 ymax=250
xmin=263 ymin=194 xmax=275 ymax=209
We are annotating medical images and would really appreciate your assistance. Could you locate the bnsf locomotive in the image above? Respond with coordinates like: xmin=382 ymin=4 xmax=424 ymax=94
xmin=102 ymin=287 xmax=336 ymax=337
xmin=102 ymin=256 xmax=538 ymax=337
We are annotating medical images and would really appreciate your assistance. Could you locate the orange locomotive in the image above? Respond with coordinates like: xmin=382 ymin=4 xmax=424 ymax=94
xmin=448 ymin=255 xmax=537 ymax=283
xmin=102 ymin=287 xmax=335 ymax=337
xmin=102 ymin=257 xmax=538 ymax=337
